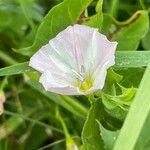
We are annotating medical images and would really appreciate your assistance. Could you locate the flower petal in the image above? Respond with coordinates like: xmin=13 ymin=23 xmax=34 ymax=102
xmin=92 ymin=41 xmax=117 ymax=89
xmin=29 ymin=24 xmax=118 ymax=95
xmin=29 ymin=44 xmax=73 ymax=74
xmin=39 ymin=71 xmax=82 ymax=95
xmin=52 ymin=24 xmax=99 ymax=73
xmin=84 ymin=30 xmax=117 ymax=74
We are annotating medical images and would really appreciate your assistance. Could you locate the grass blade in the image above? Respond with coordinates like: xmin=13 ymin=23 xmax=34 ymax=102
xmin=0 ymin=51 xmax=150 ymax=77
xmin=0 ymin=62 xmax=32 ymax=76
xmin=115 ymin=51 xmax=150 ymax=68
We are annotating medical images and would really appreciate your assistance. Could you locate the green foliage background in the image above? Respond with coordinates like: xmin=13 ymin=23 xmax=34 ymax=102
xmin=0 ymin=0 xmax=150 ymax=150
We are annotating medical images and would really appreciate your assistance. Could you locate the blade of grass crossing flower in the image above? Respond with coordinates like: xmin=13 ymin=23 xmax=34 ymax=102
xmin=0 ymin=51 xmax=150 ymax=77
xmin=113 ymin=62 xmax=150 ymax=150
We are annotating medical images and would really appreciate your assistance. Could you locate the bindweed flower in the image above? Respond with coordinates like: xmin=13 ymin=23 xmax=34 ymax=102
xmin=29 ymin=24 xmax=117 ymax=95
xmin=0 ymin=91 xmax=5 ymax=115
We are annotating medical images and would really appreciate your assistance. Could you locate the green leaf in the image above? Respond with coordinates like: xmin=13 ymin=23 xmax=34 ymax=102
xmin=113 ymin=62 xmax=150 ymax=150
xmin=101 ymin=13 xmax=113 ymax=35
xmin=103 ymin=68 xmax=122 ymax=94
xmin=81 ymin=100 xmax=104 ymax=150
xmin=102 ymin=85 xmax=136 ymax=121
xmin=116 ymin=68 xmax=145 ymax=87
xmin=98 ymin=122 xmax=119 ymax=150
xmin=16 ymin=0 xmax=92 ymax=56
xmin=102 ymin=10 xmax=149 ymax=50
xmin=26 ymin=79 xmax=87 ymax=118
xmin=112 ymin=10 xmax=149 ymax=50
xmin=0 ymin=62 xmax=32 ymax=76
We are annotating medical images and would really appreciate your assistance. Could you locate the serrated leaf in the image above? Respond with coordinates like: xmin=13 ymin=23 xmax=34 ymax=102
xmin=98 ymin=121 xmax=119 ymax=150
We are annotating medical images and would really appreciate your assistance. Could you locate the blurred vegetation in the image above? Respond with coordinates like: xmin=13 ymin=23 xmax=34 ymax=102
xmin=0 ymin=0 xmax=150 ymax=150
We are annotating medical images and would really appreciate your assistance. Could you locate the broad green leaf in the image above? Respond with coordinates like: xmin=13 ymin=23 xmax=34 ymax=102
xmin=101 ymin=13 xmax=113 ymax=34
xmin=0 ymin=62 xmax=32 ymax=76
xmin=81 ymin=100 xmax=104 ymax=150
xmin=114 ymin=62 xmax=150 ymax=150
xmin=16 ymin=0 xmax=92 ymax=56
xmin=101 ymin=11 xmax=149 ymax=50
xmin=26 ymin=79 xmax=87 ymax=118
xmin=112 ymin=10 xmax=149 ymax=50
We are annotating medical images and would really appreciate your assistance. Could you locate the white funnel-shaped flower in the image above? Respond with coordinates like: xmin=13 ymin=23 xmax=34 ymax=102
xmin=29 ymin=24 xmax=117 ymax=95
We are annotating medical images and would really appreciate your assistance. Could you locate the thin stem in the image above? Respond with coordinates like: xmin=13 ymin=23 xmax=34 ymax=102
xmin=55 ymin=106 xmax=70 ymax=138
xmin=4 ymin=110 xmax=63 ymax=134
xmin=38 ymin=139 xmax=66 ymax=150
